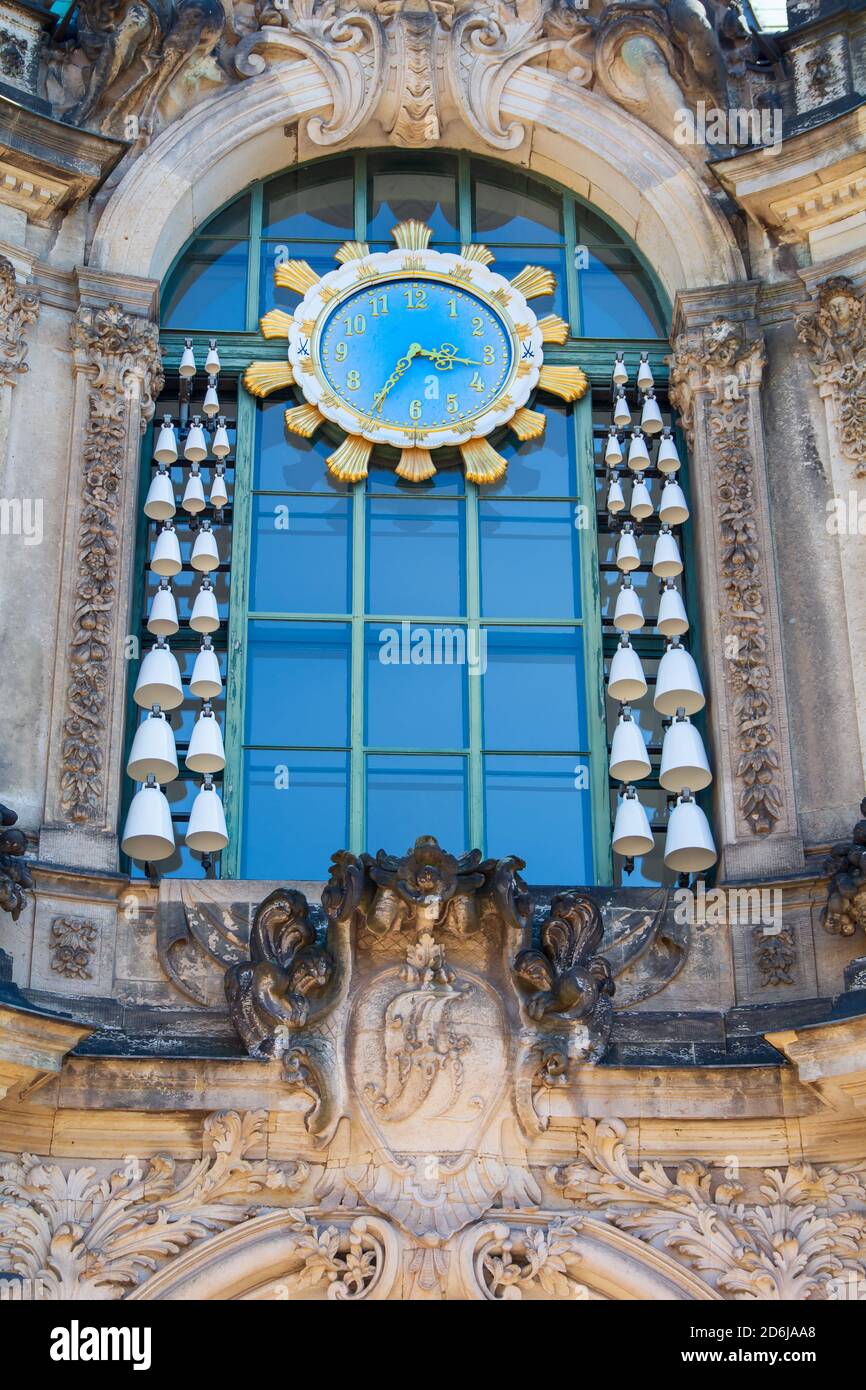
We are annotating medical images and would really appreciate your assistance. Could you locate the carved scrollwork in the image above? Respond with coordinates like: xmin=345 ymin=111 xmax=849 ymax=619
xmin=796 ymin=276 xmax=866 ymax=478
xmin=464 ymin=1217 xmax=589 ymax=1300
xmin=822 ymin=796 xmax=866 ymax=938
xmin=0 ymin=257 xmax=38 ymax=389
xmin=0 ymin=801 xmax=32 ymax=921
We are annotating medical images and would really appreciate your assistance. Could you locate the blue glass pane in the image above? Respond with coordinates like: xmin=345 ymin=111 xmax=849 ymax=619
xmin=250 ymin=496 xmax=351 ymax=613
xmin=367 ymin=159 xmax=458 ymax=242
xmin=163 ymin=239 xmax=248 ymax=331
xmin=201 ymin=196 xmax=251 ymax=239
xmin=260 ymin=243 xmax=341 ymax=315
xmin=483 ymin=627 xmax=586 ymax=750
xmin=246 ymin=621 xmax=350 ymax=745
xmin=479 ymin=243 xmax=567 ymax=321
xmin=485 ymin=755 xmax=593 ymax=882
xmin=255 ymin=399 xmax=347 ymax=493
xmin=365 ymin=623 xmax=468 ymax=749
xmin=579 ymin=251 xmax=665 ymax=337
xmin=263 ymin=161 xmax=354 ymax=239
xmin=480 ymin=501 xmax=581 ymax=619
xmin=366 ymin=464 xmax=464 ymax=494
xmin=472 ymin=171 xmax=562 ymax=243
xmin=366 ymin=498 xmax=465 ymax=616
xmin=366 ymin=755 xmax=468 ymax=855
xmin=241 ymin=750 xmax=349 ymax=878
xmin=483 ymin=403 xmax=576 ymax=497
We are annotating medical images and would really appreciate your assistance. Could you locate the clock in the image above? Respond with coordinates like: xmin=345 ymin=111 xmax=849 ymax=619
xmin=244 ymin=219 xmax=588 ymax=484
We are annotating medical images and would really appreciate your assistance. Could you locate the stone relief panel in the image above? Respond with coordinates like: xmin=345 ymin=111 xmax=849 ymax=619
xmin=797 ymin=277 xmax=866 ymax=480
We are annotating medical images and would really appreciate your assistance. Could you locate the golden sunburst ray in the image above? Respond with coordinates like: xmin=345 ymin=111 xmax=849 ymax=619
xmin=460 ymin=438 xmax=508 ymax=484
xmin=259 ymin=308 xmax=294 ymax=340
xmin=243 ymin=360 xmax=295 ymax=397
xmin=510 ymin=407 xmax=547 ymax=442
xmin=396 ymin=447 xmax=437 ymax=482
xmin=510 ymin=265 xmax=557 ymax=300
xmin=327 ymin=435 xmax=373 ymax=482
xmin=391 ymin=220 xmax=433 ymax=251
xmin=335 ymin=241 xmax=371 ymax=263
xmin=274 ymin=260 xmax=321 ymax=294
xmin=460 ymin=244 xmax=494 ymax=265
xmin=538 ymin=364 xmax=589 ymax=402
xmin=536 ymin=313 xmax=570 ymax=345
xmin=284 ymin=403 xmax=325 ymax=438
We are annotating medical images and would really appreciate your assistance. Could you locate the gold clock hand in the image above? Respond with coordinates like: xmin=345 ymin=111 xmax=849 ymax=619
xmin=372 ymin=343 xmax=422 ymax=415
xmin=416 ymin=344 xmax=482 ymax=369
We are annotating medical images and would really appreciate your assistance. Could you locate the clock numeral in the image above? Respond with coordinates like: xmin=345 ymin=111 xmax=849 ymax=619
xmin=446 ymin=393 xmax=459 ymax=415
xmin=409 ymin=398 xmax=423 ymax=421
xmin=471 ymin=316 xmax=484 ymax=337
xmin=346 ymin=370 xmax=361 ymax=391
xmin=469 ymin=372 xmax=485 ymax=393
xmin=483 ymin=345 xmax=495 ymax=365
xmin=335 ymin=342 xmax=348 ymax=363
xmin=404 ymin=285 xmax=428 ymax=311
xmin=369 ymin=293 xmax=389 ymax=317
xmin=344 ymin=314 xmax=366 ymax=337
xmin=447 ymin=295 xmax=458 ymax=318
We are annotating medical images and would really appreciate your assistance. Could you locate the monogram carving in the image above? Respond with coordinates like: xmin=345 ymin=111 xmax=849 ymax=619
xmin=60 ymin=304 xmax=162 ymax=824
xmin=796 ymin=276 xmax=866 ymax=478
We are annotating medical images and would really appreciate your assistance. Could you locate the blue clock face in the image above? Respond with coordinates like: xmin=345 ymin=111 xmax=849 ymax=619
xmin=317 ymin=277 xmax=514 ymax=433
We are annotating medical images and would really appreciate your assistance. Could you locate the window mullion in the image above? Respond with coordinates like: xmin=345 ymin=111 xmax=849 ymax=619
xmin=354 ymin=152 xmax=367 ymax=241
xmin=563 ymin=196 xmax=581 ymax=339
xmin=349 ymin=480 xmax=367 ymax=854
xmin=466 ymin=480 xmax=484 ymax=851
xmin=244 ymin=182 xmax=264 ymax=333
xmin=223 ymin=382 xmax=256 ymax=877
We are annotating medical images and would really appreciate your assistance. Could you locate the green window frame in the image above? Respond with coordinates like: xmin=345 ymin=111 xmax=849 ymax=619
xmin=130 ymin=151 xmax=692 ymax=885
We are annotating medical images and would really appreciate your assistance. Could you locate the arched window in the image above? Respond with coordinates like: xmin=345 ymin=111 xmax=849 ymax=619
xmin=129 ymin=152 xmax=696 ymax=887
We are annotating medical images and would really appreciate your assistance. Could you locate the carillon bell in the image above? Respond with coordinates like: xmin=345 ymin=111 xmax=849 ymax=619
xmin=607 ymin=637 xmax=647 ymax=703
xmin=210 ymin=466 xmax=229 ymax=509
xmin=212 ymin=417 xmax=231 ymax=459
xmin=186 ymin=705 xmax=226 ymax=774
xmin=179 ymin=338 xmax=196 ymax=378
xmin=144 ymin=466 xmax=175 ymax=521
xmin=612 ymin=787 xmax=654 ymax=858
xmin=190 ymin=578 xmax=220 ymax=634
xmin=127 ymin=709 xmax=179 ymax=784
xmin=609 ymin=709 xmax=651 ymax=783
xmin=664 ymin=791 xmax=717 ymax=872
xmin=640 ymin=389 xmax=664 ymax=435
xmin=184 ymin=415 xmax=208 ymax=463
xmin=630 ymin=474 xmax=653 ymax=521
xmin=636 ymin=354 xmax=654 ymax=391
xmin=203 ymin=375 xmax=220 ymax=418
xmin=190 ymin=639 xmax=222 ymax=700
xmin=656 ymin=430 xmax=681 ymax=474
xmin=657 ymin=580 xmax=689 ymax=637
xmin=659 ymin=478 xmax=689 ymax=526
xmin=615 ymin=522 xmax=640 ymax=572
xmin=607 ymin=472 xmax=625 ymax=514
xmin=612 ymin=353 xmax=629 ymax=387
xmin=154 ymin=416 xmax=178 ymax=465
xmin=147 ymin=579 xmax=179 ymax=637
xmin=186 ymin=777 xmax=228 ymax=853
xmin=191 ymin=520 xmax=219 ymax=572
xmin=627 ymin=430 xmax=650 ymax=472
xmin=613 ymin=387 xmax=631 ymax=428
xmin=652 ymin=524 xmax=683 ymax=578
xmin=150 ymin=522 xmax=182 ymax=577
xmin=654 ymin=639 xmax=705 ymax=716
xmin=659 ymin=712 xmax=711 ymax=793
xmin=134 ymin=640 xmax=184 ymax=710
xmin=182 ymin=465 xmax=206 ymax=514
xmin=613 ymin=579 xmax=644 ymax=632
xmin=121 ymin=779 xmax=175 ymax=862
xmin=604 ymin=428 xmax=623 ymax=467
xmin=204 ymin=339 xmax=221 ymax=376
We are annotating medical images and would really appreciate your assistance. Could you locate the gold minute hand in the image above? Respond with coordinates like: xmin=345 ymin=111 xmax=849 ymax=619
xmin=371 ymin=342 xmax=422 ymax=415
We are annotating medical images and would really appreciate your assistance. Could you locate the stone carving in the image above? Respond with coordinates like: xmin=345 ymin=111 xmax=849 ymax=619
xmin=469 ymin=1217 xmax=588 ymax=1300
xmin=796 ymin=277 xmax=866 ymax=478
xmin=42 ymin=0 xmax=227 ymax=138
xmin=0 ymin=257 xmax=38 ymax=390
xmin=822 ymin=796 xmax=866 ymax=938
xmin=60 ymin=303 xmax=162 ymax=826
xmin=49 ymin=916 xmax=97 ymax=980
xmin=669 ymin=318 xmax=783 ymax=837
xmin=549 ymin=1117 xmax=866 ymax=1301
xmin=0 ymin=800 xmax=32 ymax=920
xmin=513 ymin=891 xmax=614 ymax=1023
xmin=753 ymin=925 xmax=795 ymax=987
xmin=0 ymin=1111 xmax=307 ymax=1299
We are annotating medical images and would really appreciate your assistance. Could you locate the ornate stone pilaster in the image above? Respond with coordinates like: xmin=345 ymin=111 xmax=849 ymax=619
xmin=669 ymin=287 xmax=803 ymax=879
xmin=796 ymin=275 xmax=866 ymax=479
xmin=40 ymin=275 xmax=161 ymax=871
xmin=0 ymin=251 xmax=38 ymax=480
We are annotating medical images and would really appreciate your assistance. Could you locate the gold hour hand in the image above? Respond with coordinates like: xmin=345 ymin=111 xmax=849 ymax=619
xmin=417 ymin=343 xmax=482 ymax=369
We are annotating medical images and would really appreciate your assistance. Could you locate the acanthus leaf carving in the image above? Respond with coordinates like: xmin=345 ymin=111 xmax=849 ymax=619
xmin=796 ymin=276 xmax=866 ymax=478
xmin=0 ymin=257 xmax=39 ymax=389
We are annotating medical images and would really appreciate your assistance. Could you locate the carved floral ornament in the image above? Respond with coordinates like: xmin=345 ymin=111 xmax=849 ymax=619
xmin=668 ymin=318 xmax=784 ymax=838
xmin=2 ymin=1109 xmax=864 ymax=1300
xmin=0 ymin=256 xmax=38 ymax=389
xmin=39 ymin=0 xmax=760 ymax=156
xmin=796 ymin=276 xmax=866 ymax=479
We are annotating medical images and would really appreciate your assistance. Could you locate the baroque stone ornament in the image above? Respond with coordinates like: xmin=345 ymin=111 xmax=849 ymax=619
xmin=550 ymin=1118 xmax=866 ymax=1301
xmin=59 ymin=304 xmax=163 ymax=825
xmin=669 ymin=317 xmax=783 ymax=837
xmin=0 ymin=256 xmax=38 ymax=389
xmin=0 ymin=800 xmax=32 ymax=920
xmin=822 ymin=796 xmax=866 ymax=938
xmin=752 ymin=924 xmax=795 ymax=987
xmin=49 ymin=916 xmax=97 ymax=980
xmin=796 ymin=276 xmax=866 ymax=478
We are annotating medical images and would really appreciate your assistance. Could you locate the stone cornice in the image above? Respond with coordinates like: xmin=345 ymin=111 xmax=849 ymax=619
xmin=766 ymin=1014 xmax=866 ymax=1112
xmin=0 ymin=984 xmax=93 ymax=1102
xmin=0 ymin=91 xmax=127 ymax=224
